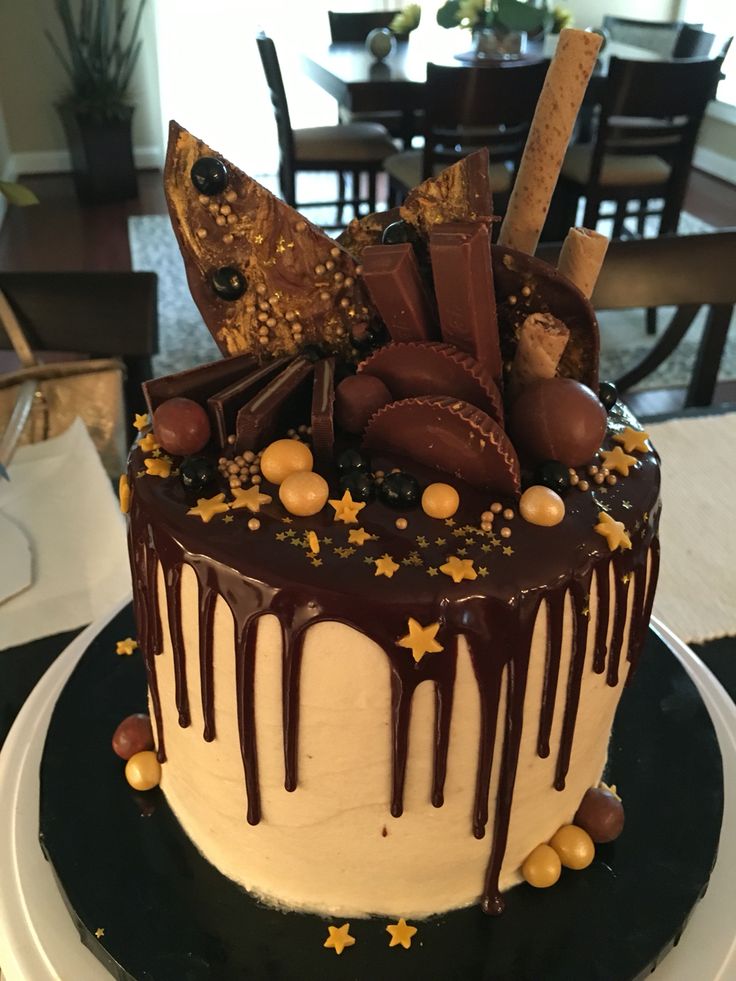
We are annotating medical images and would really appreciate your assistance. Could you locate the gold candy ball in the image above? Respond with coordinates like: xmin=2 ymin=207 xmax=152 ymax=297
xmin=549 ymin=824 xmax=595 ymax=870
xmin=521 ymin=843 xmax=562 ymax=888
xmin=279 ymin=470 xmax=329 ymax=517
xmin=260 ymin=439 xmax=313 ymax=485
xmin=125 ymin=750 xmax=161 ymax=791
xmin=519 ymin=485 xmax=565 ymax=527
xmin=421 ymin=482 xmax=460 ymax=520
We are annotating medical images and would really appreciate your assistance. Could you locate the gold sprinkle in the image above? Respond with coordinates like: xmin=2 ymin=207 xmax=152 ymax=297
xmin=116 ymin=637 xmax=138 ymax=656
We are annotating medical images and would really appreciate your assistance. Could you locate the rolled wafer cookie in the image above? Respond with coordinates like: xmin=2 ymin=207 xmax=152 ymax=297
xmin=509 ymin=312 xmax=570 ymax=395
xmin=498 ymin=29 xmax=602 ymax=255
xmin=557 ymin=227 xmax=609 ymax=298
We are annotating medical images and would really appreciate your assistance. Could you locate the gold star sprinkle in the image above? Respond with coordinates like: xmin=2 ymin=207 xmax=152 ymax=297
xmin=310 ymin=557 xmax=323 ymax=567
xmin=94 ymin=927 xmax=105 ymax=939
xmin=456 ymin=547 xmax=467 ymax=556
xmin=329 ymin=489 xmax=366 ymax=524
xmin=282 ymin=516 xmax=293 ymax=523
xmin=133 ymin=412 xmax=149 ymax=431
xmin=416 ymin=536 xmax=429 ymax=548
xmin=324 ymin=923 xmax=355 ymax=955
xmin=621 ymin=573 xmax=631 ymax=584
xmin=375 ymin=554 xmax=399 ymax=578
xmin=398 ymin=617 xmax=444 ymax=664
xmin=334 ymin=546 xmax=355 ymax=558
xmin=481 ymin=543 xmax=492 ymax=553
xmin=594 ymin=511 xmax=632 ymax=552
xmin=118 ymin=474 xmax=130 ymax=514
xmin=348 ymin=527 xmax=376 ymax=546
xmin=444 ymin=518 xmax=456 ymax=527
xmin=253 ymin=233 xmax=264 ymax=244
xmin=386 ymin=917 xmax=417 ymax=949
xmin=223 ymin=514 xmax=234 ymax=524
xmin=187 ymin=493 xmax=231 ymax=524
xmin=427 ymin=567 xmax=438 ymax=577
xmin=622 ymin=500 xmax=632 ymax=509
xmin=231 ymin=485 xmax=272 ymax=513
xmin=116 ymin=637 xmax=138 ymax=656
xmin=435 ymin=538 xmax=446 ymax=546
xmin=502 ymin=546 xmax=514 ymax=556
xmin=614 ymin=427 xmax=650 ymax=454
xmin=600 ymin=445 xmax=638 ymax=477
xmin=137 ymin=432 xmax=158 ymax=453
xmin=144 ymin=457 xmax=172 ymax=479
xmin=276 ymin=531 xmax=288 ymax=542
xmin=478 ymin=566 xmax=488 ymax=577
xmin=363 ymin=555 xmax=375 ymax=565
xmin=440 ymin=556 xmax=477 ymax=583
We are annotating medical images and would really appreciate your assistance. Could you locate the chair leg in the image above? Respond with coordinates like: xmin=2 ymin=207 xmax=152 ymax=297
xmin=645 ymin=307 xmax=657 ymax=336
xmin=367 ymin=171 xmax=376 ymax=214
xmin=636 ymin=201 xmax=648 ymax=238
xmin=582 ymin=194 xmax=600 ymax=232
xmin=337 ymin=172 xmax=345 ymax=227
xmin=611 ymin=199 xmax=627 ymax=240
xmin=351 ymin=170 xmax=361 ymax=220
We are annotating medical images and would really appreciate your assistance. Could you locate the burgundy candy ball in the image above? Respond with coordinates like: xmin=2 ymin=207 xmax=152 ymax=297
xmin=509 ymin=378 xmax=607 ymax=468
xmin=112 ymin=713 xmax=155 ymax=761
xmin=334 ymin=374 xmax=392 ymax=435
xmin=152 ymin=397 xmax=211 ymax=456
xmin=574 ymin=787 xmax=625 ymax=843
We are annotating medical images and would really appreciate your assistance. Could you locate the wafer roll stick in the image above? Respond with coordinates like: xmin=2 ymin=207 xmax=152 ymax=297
xmin=509 ymin=313 xmax=570 ymax=395
xmin=498 ymin=29 xmax=602 ymax=255
xmin=557 ymin=227 xmax=609 ymax=298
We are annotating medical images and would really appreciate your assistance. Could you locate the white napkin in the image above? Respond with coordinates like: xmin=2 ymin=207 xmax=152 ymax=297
xmin=0 ymin=418 xmax=131 ymax=651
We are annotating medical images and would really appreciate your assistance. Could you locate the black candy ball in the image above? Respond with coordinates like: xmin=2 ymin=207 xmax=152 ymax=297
xmin=337 ymin=448 xmax=370 ymax=475
xmin=536 ymin=460 xmax=570 ymax=494
xmin=381 ymin=220 xmax=419 ymax=247
xmin=379 ymin=471 xmax=421 ymax=509
xmin=212 ymin=266 xmax=247 ymax=301
xmin=180 ymin=455 xmax=217 ymax=492
xmin=599 ymin=381 xmax=618 ymax=412
xmin=190 ymin=156 xmax=228 ymax=196
xmin=340 ymin=472 xmax=375 ymax=503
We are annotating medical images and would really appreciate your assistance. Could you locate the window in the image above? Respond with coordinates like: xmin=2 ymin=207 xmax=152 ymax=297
xmin=679 ymin=0 xmax=736 ymax=106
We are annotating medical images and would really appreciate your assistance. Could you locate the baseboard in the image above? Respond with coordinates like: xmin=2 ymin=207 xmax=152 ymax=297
xmin=12 ymin=144 xmax=163 ymax=176
xmin=693 ymin=146 xmax=736 ymax=186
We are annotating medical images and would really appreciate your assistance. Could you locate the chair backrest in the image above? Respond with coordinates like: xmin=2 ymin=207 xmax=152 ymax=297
xmin=256 ymin=33 xmax=295 ymax=178
xmin=602 ymin=16 xmax=692 ymax=57
xmin=328 ymin=10 xmax=408 ymax=43
xmin=539 ymin=230 xmax=736 ymax=407
xmin=422 ymin=60 xmax=549 ymax=179
xmin=0 ymin=271 xmax=158 ymax=419
xmin=673 ymin=24 xmax=716 ymax=59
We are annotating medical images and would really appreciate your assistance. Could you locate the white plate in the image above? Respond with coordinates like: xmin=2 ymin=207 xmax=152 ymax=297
xmin=0 ymin=608 xmax=734 ymax=981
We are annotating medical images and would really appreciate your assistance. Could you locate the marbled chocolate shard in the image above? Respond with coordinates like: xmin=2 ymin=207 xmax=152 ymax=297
xmin=491 ymin=244 xmax=599 ymax=390
xmin=363 ymin=396 xmax=520 ymax=493
xmin=143 ymin=352 xmax=257 ymax=416
xmin=311 ymin=357 xmax=336 ymax=466
xmin=400 ymin=148 xmax=493 ymax=239
xmin=429 ymin=222 xmax=502 ymax=385
xmin=164 ymin=121 xmax=370 ymax=360
xmin=359 ymin=342 xmax=504 ymax=425
xmin=361 ymin=244 xmax=438 ymax=343
xmin=337 ymin=207 xmax=401 ymax=260
xmin=207 ymin=357 xmax=290 ymax=448
xmin=235 ymin=358 xmax=314 ymax=452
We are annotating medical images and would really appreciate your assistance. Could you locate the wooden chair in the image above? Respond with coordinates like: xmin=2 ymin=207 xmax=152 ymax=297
xmin=0 ymin=271 xmax=158 ymax=420
xmin=558 ymin=56 xmax=722 ymax=241
xmin=256 ymin=32 xmax=396 ymax=227
xmin=384 ymin=60 xmax=549 ymax=211
xmin=327 ymin=10 xmax=418 ymax=147
xmin=602 ymin=16 xmax=697 ymax=57
xmin=673 ymin=25 xmax=716 ymax=59
xmin=539 ymin=231 xmax=736 ymax=409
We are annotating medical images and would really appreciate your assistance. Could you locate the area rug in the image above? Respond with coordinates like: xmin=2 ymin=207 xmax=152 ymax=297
xmin=128 ymin=196 xmax=735 ymax=386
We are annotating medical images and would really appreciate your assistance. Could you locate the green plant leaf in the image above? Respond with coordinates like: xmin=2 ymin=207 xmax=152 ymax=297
xmin=496 ymin=0 xmax=547 ymax=32
xmin=0 ymin=181 xmax=40 ymax=206
xmin=437 ymin=0 xmax=462 ymax=29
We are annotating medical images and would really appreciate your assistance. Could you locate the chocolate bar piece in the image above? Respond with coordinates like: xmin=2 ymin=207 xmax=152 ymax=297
xmin=207 ymin=357 xmax=290 ymax=448
xmin=429 ymin=222 xmax=502 ymax=386
xmin=143 ymin=352 xmax=257 ymax=416
xmin=235 ymin=358 xmax=314 ymax=452
xmin=361 ymin=244 xmax=437 ymax=343
xmin=311 ymin=358 xmax=336 ymax=466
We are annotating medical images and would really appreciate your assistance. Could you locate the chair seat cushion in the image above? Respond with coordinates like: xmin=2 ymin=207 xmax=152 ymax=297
xmin=384 ymin=149 xmax=512 ymax=194
xmin=562 ymin=145 xmax=672 ymax=187
xmin=294 ymin=124 xmax=396 ymax=163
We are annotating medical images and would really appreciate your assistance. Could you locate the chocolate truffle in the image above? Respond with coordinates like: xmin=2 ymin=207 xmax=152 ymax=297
xmin=153 ymin=397 xmax=211 ymax=456
xmin=335 ymin=374 xmax=392 ymax=435
xmin=509 ymin=378 xmax=606 ymax=468
xmin=574 ymin=786 xmax=625 ymax=843
xmin=112 ymin=713 xmax=155 ymax=760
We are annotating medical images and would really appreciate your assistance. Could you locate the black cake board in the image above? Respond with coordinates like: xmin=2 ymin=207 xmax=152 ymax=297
xmin=38 ymin=604 xmax=723 ymax=981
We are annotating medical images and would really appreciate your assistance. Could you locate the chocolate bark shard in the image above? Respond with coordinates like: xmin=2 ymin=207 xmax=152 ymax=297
xmin=491 ymin=244 xmax=599 ymax=390
xmin=207 ymin=357 xmax=291 ymax=448
xmin=235 ymin=358 xmax=314 ymax=452
xmin=311 ymin=357 xmax=336 ymax=466
xmin=359 ymin=341 xmax=504 ymax=426
xmin=363 ymin=396 xmax=520 ymax=494
xmin=164 ymin=121 xmax=370 ymax=360
xmin=143 ymin=353 xmax=257 ymax=417
xmin=400 ymin=148 xmax=494 ymax=239
xmin=429 ymin=222 xmax=503 ymax=386
xmin=361 ymin=244 xmax=438 ymax=343
xmin=337 ymin=207 xmax=401 ymax=260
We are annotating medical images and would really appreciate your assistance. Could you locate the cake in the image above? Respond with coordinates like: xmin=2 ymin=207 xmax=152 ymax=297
xmin=120 ymin=29 xmax=660 ymax=927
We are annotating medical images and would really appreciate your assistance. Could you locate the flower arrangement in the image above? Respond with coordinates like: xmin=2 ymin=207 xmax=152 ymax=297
xmin=389 ymin=3 xmax=422 ymax=35
xmin=436 ymin=0 xmax=549 ymax=36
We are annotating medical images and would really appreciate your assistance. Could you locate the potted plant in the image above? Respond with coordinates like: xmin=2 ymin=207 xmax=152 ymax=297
xmin=46 ymin=0 xmax=147 ymax=204
xmin=437 ymin=0 xmax=550 ymax=58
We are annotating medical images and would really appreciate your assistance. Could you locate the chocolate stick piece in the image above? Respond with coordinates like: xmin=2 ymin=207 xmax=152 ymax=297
xmin=498 ymin=29 xmax=603 ymax=255
xmin=235 ymin=358 xmax=314 ymax=452
xmin=509 ymin=313 xmax=570 ymax=395
xmin=429 ymin=222 xmax=503 ymax=386
xmin=311 ymin=357 xmax=336 ymax=466
xmin=143 ymin=352 xmax=257 ymax=416
xmin=360 ymin=244 xmax=438 ymax=342
xmin=557 ymin=227 xmax=609 ymax=298
xmin=207 ymin=357 xmax=289 ymax=448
